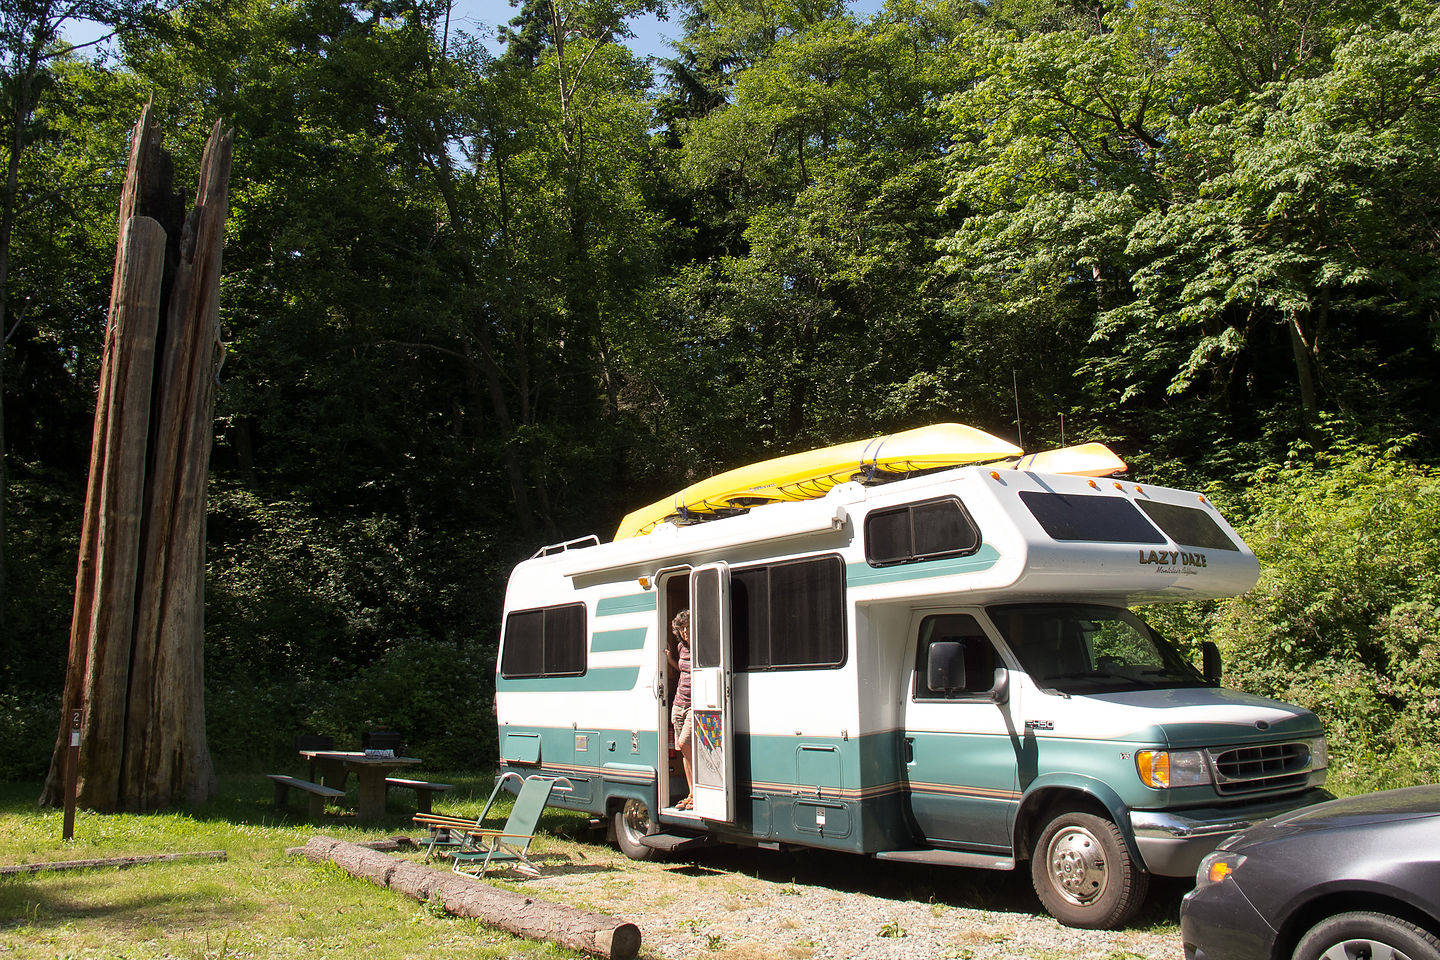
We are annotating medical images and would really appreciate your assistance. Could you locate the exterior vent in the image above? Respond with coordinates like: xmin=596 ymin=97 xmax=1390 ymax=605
xmin=1209 ymin=741 xmax=1312 ymax=795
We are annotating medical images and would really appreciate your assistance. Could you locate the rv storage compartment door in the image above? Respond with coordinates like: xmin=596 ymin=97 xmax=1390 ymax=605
xmin=690 ymin=562 xmax=735 ymax=823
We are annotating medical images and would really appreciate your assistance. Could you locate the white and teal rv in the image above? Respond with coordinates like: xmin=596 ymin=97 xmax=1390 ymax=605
xmin=494 ymin=463 xmax=1328 ymax=928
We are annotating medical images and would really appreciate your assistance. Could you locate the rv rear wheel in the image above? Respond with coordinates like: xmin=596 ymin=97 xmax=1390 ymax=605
xmin=614 ymin=798 xmax=661 ymax=860
xmin=1031 ymin=811 xmax=1148 ymax=929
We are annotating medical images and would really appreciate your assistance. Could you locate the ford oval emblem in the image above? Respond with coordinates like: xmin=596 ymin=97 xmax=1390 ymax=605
xmin=1255 ymin=720 xmax=1270 ymax=731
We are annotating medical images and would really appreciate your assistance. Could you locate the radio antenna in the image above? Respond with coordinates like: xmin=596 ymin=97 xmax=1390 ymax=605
xmin=1060 ymin=412 xmax=1066 ymax=447
xmin=1012 ymin=367 xmax=1024 ymax=449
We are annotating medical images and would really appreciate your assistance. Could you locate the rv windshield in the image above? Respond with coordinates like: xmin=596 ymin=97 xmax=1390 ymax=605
xmin=986 ymin=604 xmax=1206 ymax=693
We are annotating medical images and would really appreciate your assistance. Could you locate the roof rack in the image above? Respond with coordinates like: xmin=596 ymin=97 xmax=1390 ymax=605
xmin=531 ymin=535 xmax=600 ymax=560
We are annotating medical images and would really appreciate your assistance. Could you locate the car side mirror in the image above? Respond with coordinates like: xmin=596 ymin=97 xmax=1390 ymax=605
xmin=990 ymin=666 xmax=1010 ymax=705
xmin=927 ymin=641 xmax=967 ymax=694
xmin=1202 ymin=641 xmax=1223 ymax=686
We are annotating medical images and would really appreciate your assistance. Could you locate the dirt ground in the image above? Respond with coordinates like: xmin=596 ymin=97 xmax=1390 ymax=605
xmin=498 ymin=822 xmax=1189 ymax=960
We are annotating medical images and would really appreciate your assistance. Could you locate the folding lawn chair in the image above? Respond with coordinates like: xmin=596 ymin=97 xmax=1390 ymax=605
xmin=434 ymin=775 xmax=571 ymax=878
xmin=412 ymin=771 xmax=522 ymax=859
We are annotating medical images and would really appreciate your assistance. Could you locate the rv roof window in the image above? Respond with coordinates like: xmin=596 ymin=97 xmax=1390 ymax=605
xmin=500 ymin=603 xmax=586 ymax=678
xmin=865 ymin=497 xmax=981 ymax=567
xmin=1135 ymin=500 xmax=1241 ymax=551
xmin=1019 ymin=491 xmax=1166 ymax=544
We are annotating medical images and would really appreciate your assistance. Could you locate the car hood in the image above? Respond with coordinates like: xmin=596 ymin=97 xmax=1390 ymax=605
xmin=1224 ymin=784 xmax=1440 ymax=849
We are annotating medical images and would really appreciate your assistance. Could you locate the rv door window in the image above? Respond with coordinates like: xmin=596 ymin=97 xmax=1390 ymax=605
xmin=864 ymin=497 xmax=981 ymax=567
xmin=732 ymin=555 xmax=846 ymax=671
xmin=914 ymin=614 xmax=998 ymax=700
xmin=500 ymin=602 xmax=587 ymax=678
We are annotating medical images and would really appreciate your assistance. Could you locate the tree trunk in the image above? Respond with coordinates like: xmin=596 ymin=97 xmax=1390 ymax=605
xmin=300 ymin=837 xmax=642 ymax=960
xmin=1286 ymin=309 xmax=1322 ymax=449
xmin=40 ymin=105 xmax=230 ymax=811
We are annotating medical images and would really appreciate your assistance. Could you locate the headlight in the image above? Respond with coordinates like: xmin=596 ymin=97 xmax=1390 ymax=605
xmin=1137 ymin=749 xmax=1213 ymax=788
xmin=1195 ymin=850 xmax=1246 ymax=888
xmin=1310 ymin=736 xmax=1329 ymax=770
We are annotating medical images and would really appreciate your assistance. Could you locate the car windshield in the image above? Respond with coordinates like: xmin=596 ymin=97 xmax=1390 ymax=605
xmin=986 ymin=603 xmax=1206 ymax=693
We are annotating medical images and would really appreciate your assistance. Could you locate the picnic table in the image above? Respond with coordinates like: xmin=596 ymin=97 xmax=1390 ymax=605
xmin=298 ymin=749 xmax=422 ymax=823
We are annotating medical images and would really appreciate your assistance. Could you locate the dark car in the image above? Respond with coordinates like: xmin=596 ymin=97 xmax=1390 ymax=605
xmin=1181 ymin=784 xmax=1440 ymax=960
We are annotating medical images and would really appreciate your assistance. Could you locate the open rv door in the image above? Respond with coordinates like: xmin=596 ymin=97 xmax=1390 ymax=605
xmin=689 ymin=562 xmax=734 ymax=822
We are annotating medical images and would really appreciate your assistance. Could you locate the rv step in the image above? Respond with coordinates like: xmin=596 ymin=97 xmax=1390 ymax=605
xmin=874 ymin=849 xmax=1016 ymax=871
xmin=639 ymin=832 xmax=711 ymax=853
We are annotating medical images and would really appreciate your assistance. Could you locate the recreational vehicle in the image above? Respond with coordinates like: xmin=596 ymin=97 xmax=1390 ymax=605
xmin=493 ymin=426 xmax=1329 ymax=928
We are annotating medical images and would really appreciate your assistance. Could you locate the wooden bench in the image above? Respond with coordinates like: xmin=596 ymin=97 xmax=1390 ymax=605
xmin=385 ymin=777 xmax=454 ymax=814
xmin=268 ymin=774 xmax=345 ymax=818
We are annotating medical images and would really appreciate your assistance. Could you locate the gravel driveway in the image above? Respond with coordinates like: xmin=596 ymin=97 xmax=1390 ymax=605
xmin=514 ymin=825 xmax=1188 ymax=960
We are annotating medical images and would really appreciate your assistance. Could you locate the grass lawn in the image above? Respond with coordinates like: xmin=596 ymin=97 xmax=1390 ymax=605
xmin=0 ymin=773 xmax=585 ymax=960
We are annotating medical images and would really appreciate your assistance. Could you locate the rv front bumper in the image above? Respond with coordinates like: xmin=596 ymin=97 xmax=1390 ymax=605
xmin=1129 ymin=788 xmax=1332 ymax=877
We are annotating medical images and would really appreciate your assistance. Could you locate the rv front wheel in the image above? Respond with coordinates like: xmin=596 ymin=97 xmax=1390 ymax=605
xmin=614 ymin=798 xmax=660 ymax=860
xmin=1031 ymin=811 xmax=1147 ymax=929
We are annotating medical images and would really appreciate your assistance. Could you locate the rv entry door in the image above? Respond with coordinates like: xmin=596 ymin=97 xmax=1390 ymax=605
xmin=689 ymin=562 xmax=735 ymax=822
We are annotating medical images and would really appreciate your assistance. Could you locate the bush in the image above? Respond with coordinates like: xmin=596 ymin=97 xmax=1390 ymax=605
xmin=302 ymin=638 xmax=497 ymax=771
xmin=0 ymin=689 xmax=61 ymax=782
xmin=1207 ymin=441 xmax=1440 ymax=787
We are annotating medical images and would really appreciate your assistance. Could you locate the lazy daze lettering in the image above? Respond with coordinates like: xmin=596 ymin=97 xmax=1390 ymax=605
xmin=1138 ymin=549 xmax=1207 ymax=570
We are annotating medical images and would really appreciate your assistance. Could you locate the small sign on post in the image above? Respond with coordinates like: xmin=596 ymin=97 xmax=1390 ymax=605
xmin=63 ymin=709 xmax=82 ymax=840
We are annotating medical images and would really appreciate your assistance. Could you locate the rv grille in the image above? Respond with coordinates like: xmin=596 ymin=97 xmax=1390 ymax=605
xmin=1209 ymin=742 xmax=1312 ymax=795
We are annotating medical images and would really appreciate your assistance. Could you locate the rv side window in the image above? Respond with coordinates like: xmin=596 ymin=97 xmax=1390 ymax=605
xmin=865 ymin=497 xmax=981 ymax=567
xmin=1019 ymin=491 xmax=1166 ymax=544
xmin=500 ymin=603 xmax=587 ymax=678
xmin=732 ymin=556 xmax=845 ymax=671
xmin=1135 ymin=500 xmax=1241 ymax=551
xmin=913 ymin=614 xmax=998 ymax=700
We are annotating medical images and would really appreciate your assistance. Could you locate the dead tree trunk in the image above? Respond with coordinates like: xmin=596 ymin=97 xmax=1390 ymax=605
xmin=40 ymin=105 xmax=231 ymax=811
xmin=300 ymin=836 xmax=642 ymax=960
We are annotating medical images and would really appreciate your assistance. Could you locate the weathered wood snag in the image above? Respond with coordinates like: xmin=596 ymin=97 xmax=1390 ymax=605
xmin=300 ymin=836 xmax=642 ymax=960
xmin=40 ymin=104 xmax=233 ymax=811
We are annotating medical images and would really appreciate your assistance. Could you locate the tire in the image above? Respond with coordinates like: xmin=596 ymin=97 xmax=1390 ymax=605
xmin=613 ymin=797 xmax=661 ymax=861
xmin=1030 ymin=810 xmax=1148 ymax=929
xmin=1293 ymin=911 xmax=1440 ymax=960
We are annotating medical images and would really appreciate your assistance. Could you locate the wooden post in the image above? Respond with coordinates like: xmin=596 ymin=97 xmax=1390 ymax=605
xmin=62 ymin=708 xmax=81 ymax=840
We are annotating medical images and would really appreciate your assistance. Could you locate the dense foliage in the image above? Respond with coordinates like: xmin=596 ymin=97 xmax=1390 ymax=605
xmin=2 ymin=0 xmax=1436 ymax=783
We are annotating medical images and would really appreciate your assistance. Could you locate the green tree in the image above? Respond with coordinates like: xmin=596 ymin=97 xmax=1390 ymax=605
xmin=938 ymin=0 xmax=1440 ymax=468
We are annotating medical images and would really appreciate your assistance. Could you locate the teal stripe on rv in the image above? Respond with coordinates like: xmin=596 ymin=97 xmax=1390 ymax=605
xmin=596 ymin=593 xmax=657 ymax=617
xmin=591 ymin=627 xmax=648 ymax=652
xmin=845 ymin=543 xmax=1001 ymax=587
xmin=495 ymin=666 xmax=642 ymax=692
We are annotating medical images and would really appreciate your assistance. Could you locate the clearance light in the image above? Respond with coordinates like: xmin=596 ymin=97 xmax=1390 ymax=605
xmin=1134 ymin=485 xmax=1144 ymax=493
xmin=1088 ymin=480 xmax=1099 ymax=488
xmin=1198 ymin=496 xmax=1208 ymax=504
xmin=990 ymin=471 xmax=1001 ymax=480
xmin=638 ymin=577 xmax=651 ymax=589
xmin=1114 ymin=482 xmax=1124 ymax=490
xmin=1137 ymin=749 xmax=1212 ymax=788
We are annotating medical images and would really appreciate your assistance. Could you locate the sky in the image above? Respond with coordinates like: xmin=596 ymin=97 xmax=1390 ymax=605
xmin=453 ymin=0 xmax=890 ymax=61
xmin=64 ymin=1 xmax=892 ymax=66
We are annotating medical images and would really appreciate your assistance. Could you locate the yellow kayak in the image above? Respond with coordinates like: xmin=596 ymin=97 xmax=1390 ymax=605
xmin=614 ymin=423 xmax=1023 ymax=540
xmin=1003 ymin=442 xmax=1127 ymax=477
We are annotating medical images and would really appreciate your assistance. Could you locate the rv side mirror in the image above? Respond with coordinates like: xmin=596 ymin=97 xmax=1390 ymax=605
xmin=1202 ymin=641 xmax=1223 ymax=686
xmin=990 ymin=667 xmax=1010 ymax=705
xmin=927 ymin=641 xmax=967 ymax=695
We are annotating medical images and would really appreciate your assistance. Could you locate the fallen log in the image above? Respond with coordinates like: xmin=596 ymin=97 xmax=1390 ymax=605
xmin=0 ymin=850 xmax=226 ymax=876
xmin=299 ymin=836 xmax=640 ymax=960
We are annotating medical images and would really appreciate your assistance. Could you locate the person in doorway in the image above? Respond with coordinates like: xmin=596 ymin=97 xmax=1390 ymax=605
xmin=667 ymin=610 xmax=695 ymax=810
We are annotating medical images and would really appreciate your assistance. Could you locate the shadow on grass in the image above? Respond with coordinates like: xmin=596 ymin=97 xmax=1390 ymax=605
xmin=0 ymin=874 xmax=256 ymax=931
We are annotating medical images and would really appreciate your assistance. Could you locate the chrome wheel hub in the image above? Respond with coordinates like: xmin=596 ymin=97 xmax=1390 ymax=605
xmin=1047 ymin=825 xmax=1108 ymax=905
